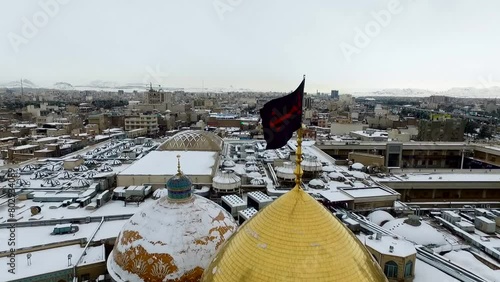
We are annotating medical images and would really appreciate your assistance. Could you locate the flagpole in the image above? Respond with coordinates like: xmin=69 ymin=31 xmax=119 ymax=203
xmin=294 ymin=75 xmax=305 ymax=190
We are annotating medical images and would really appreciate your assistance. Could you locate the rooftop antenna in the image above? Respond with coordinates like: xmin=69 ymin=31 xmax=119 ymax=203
xmin=149 ymin=82 xmax=153 ymax=91
xmin=21 ymin=78 xmax=24 ymax=95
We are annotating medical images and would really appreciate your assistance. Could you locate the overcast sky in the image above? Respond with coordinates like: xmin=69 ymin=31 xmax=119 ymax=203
xmin=1 ymin=0 xmax=500 ymax=93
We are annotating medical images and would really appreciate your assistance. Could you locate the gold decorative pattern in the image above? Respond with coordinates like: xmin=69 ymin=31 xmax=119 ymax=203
xmin=114 ymin=245 xmax=178 ymax=281
xmin=202 ymin=187 xmax=388 ymax=282
xmin=109 ymin=195 xmax=238 ymax=282
xmin=119 ymin=230 xmax=143 ymax=246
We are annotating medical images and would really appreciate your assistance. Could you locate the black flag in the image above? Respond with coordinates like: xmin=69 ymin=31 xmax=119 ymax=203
xmin=259 ymin=78 xmax=304 ymax=149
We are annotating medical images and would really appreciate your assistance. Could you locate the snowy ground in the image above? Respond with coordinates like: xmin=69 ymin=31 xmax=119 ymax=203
xmin=414 ymin=259 xmax=460 ymax=282
xmin=0 ymin=244 xmax=104 ymax=280
xmin=443 ymin=250 xmax=500 ymax=282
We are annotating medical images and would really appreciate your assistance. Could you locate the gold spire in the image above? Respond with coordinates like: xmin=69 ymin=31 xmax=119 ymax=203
xmin=294 ymin=126 xmax=304 ymax=189
xmin=176 ymin=154 xmax=182 ymax=175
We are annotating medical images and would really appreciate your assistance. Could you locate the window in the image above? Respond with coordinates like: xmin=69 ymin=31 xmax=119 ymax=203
xmin=384 ymin=261 xmax=398 ymax=278
xmin=404 ymin=261 xmax=413 ymax=278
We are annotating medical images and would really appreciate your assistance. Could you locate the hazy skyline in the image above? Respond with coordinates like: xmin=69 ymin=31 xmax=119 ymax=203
xmin=1 ymin=0 xmax=500 ymax=93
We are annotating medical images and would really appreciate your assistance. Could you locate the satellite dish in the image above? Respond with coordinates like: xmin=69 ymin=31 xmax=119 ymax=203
xmin=30 ymin=206 xmax=41 ymax=216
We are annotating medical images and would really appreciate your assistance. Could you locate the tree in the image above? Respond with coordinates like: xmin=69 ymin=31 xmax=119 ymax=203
xmin=464 ymin=120 xmax=479 ymax=135
xmin=478 ymin=125 xmax=492 ymax=139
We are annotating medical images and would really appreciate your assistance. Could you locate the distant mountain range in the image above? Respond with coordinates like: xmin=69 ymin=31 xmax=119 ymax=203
xmin=354 ymin=87 xmax=500 ymax=98
xmin=1 ymin=79 xmax=499 ymax=98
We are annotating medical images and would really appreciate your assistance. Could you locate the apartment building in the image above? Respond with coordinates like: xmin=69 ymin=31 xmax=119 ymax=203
xmin=124 ymin=114 xmax=159 ymax=136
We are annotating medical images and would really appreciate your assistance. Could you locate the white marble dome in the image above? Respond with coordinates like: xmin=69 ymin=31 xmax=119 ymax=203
xmin=107 ymin=195 xmax=238 ymax=282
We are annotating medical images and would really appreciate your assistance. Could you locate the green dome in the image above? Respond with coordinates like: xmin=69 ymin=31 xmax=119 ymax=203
xmin=166 ymin=155 xmax=192 ymax=200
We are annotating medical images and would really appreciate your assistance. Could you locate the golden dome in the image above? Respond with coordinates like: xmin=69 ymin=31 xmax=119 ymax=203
xmin=107 ymin=195 xmax=238 ymax=282
xmin=202 ymin=187 xmax=387 ymax=282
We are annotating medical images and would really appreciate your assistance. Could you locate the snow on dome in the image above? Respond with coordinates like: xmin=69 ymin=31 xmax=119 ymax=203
xmin=100 ymin=164 xmax=113 ymax=172
xmin=74 ymin=165 xmax=89 ymax=172
xmin=245 ymin=161 xmax=257 ymax=166
xmin=349 ymin=171 xmax=367 ymax=179
xmin=83 ymin=170 xmax=98 ymax=179
xmin=245 ymin=156 xmax=256 ymax=161
xmin=246 ymin=172 xmax=262 ymax=178
xmin=20 ymin=164 xmax=37 ymax=173
xmin=152 ymin=188 xmax=168 ymax=199
xmin=251 ymin=178 xmax=266 ymax=185
xmin=213 ymin=170 xmax=241 ymax=192
xmin=32 ymin=171 xmax=49 ymax=180
xmin=322 ymin=166 xmax=336 ymax=172
xmin=275 ymin=162 xmax=296 ymax=180
xmin=328 ymin=171 xmax=344 ymax=180
xmin=245 ymin=165 xmax=260 ymax=173
xmin=367 ymin=210 xmax=395 ymax=226
xmin=157 ymin=130 xmax=223 ymax=152
xmin=382 ymin=218 xmax=448 ymax=246
xmin=84 ymin=159 xmax=98 ymax=166
xmin=309 ymin=179 xmax=325 ymax=189
xmin=108 ymin=159 xmax=122 ymax=166
xmin=43 ymin=162 xmax=63 ymax=172
xmin=58 ymin=170 xmax=74 ymax=179
xmin=14 ymin=178 xmax=30 ymax=187
xmin=42 ymin=178 xmax=60 ymax=187
xmin=69 ymin=177 xmax=90 ymax=188
xmin=107 ymin=195 xmax=238 ymax=282
xmin=302 ymin=156 xmax=322 ymax=172
xmin=222 ymin=160 xmax=235 ymax=168
xmin=351 ymin=162 xmax=364 ymax=170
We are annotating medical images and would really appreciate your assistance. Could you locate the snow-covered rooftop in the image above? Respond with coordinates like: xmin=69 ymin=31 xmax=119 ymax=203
xmin=363 ymin=234 xmax=416 ymax=257
xmin=119 ymin=151 xmax=217 ymax=176
xmin=343 ymin=188 xmax=393 ymax=198
xmin=0 ymin=244 xmax=104 ymax=280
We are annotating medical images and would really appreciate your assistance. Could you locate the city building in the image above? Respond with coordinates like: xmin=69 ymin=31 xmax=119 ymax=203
xmin=124 ymin=114 xmax=159 ymax=136
xmin=417 ymin=118 xmax=465 ymax=142
xmin=331 ymin=90 xmax=339 ymax=100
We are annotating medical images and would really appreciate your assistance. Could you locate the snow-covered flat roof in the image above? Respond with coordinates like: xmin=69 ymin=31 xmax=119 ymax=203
xmin=0 ymin=244 xmax=104 ymax=280
xmin=11 ymin=144 xmax=38 ymax=150
xmin=414 ymin=259 xmax=459 ymax=282
xmin=0 ymin=223 xmax=98 ymax=252
xmin=0 ymin=197 xmax=152 ymax=224
xmin=363 ymin=234 xmax=416 ymax=257
xmin=119 ymin=151 xmax=217 ymax=176
xmin=443 ymin=250 xmax=500 ymax=282
xmin=376 ymin=172 xmax=500 ymax=182
xmin=343 ymin=188 xmax=393 ymax=198
xmin=319 ymin=190 xmax=353 ymax=202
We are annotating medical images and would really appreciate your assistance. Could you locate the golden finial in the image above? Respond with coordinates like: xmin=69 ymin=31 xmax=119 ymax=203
xmin=294 ymin=125 xmax=304 ymax=189
xmin=176 ymin=154 xmax=182 ymax=174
